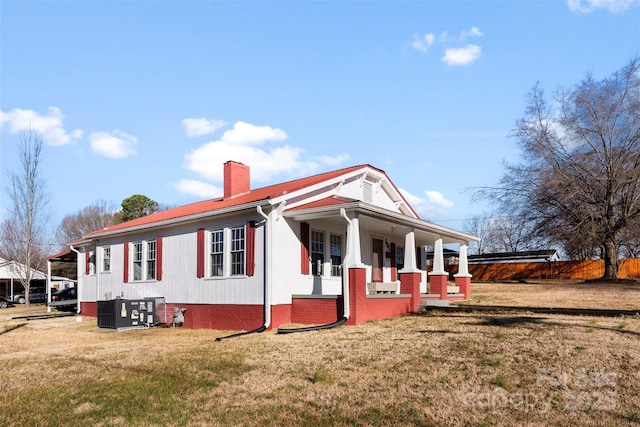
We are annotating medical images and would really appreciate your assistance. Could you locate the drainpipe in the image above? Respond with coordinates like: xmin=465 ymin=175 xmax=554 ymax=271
xmin=277 ymin=208 xmax=352 ymax=334
xmin=216 ymin=206 xmax=270 ymax=341
xmin=69 ymin=245 xmax=81 ymax=314
xmin=257 ymin=205 xmax=271 ymax=329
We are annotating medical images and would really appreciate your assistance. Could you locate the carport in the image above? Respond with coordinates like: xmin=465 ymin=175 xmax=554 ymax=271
xmin=46 ymin=249 xmax=78 ymax=312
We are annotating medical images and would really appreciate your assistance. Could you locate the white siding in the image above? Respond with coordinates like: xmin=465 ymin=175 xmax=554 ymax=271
xmin=80 ymin=214 xmax=266 ymax=305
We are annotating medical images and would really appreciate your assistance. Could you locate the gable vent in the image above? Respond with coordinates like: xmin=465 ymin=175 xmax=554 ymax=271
xmin=363 ymin=181 xmax=373 ymax=203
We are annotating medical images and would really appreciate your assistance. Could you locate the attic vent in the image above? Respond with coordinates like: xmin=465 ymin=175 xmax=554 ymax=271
xmin=363 ymin=181 xmax=373 ymax=203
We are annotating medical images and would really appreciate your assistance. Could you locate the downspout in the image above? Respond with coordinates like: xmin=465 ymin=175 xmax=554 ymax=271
xmin=69 ymin=245 xmax=81 ymax=314
xmin=216 ymin=205 xmax=270 ymax=341
xmin=277 ymin=208 xmax=352 ymax=334
xmin=339 ymin=208 xmax=352 ymax=321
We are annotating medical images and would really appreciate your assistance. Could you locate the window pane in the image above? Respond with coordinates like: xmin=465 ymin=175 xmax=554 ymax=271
xmin=231 ymin=251 xmax=244 ymax=275
xmin=133 ymin=243 xmax=142 ymax=281
xmin=311 ymin=231 xmax=324 ymax=275
xmin=211 ymin=230 xmax=224 ymax=277
xmin=103 ymin=247 xmax=111 ymax=272
xmin=330 ymin=234 xmax=342 ymax=276
xmin=230 ymin=227 xmax=245 ymax=275
xmin=396 ymin=246 xmax=405 ymax=271
xmin=146 ymin=241 xmax=156 ymax=280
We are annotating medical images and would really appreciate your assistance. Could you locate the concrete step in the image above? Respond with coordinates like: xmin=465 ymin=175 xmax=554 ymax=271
xmin=420 ymin=300 xmax=450 ymax=307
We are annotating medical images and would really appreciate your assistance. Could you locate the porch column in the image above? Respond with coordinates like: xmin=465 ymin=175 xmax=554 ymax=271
xmin=401 ymin=229 xmax=419 ymax=272
xmin=454 ymin=244 xmax=472 ymax=300
xmin=428 ymin=238 xmax=448 ymax=300
xmin=343 ymin=212 xmax=364 ymax=268
xmin=346 ymin=267 xmax=367 ymax=325
xmin=340 ymin=209 xmax=365 ymax=325
xmin=399 ymin=229 xmax=421 ymax=311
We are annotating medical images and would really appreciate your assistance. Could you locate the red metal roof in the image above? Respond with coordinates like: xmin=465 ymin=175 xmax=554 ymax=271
xmin=85 ymin=164 xmax=378 ymax=237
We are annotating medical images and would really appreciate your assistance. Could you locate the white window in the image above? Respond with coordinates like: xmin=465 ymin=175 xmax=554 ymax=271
xmin=146 ymin=241 xmax=156 ymax=280
xmin=207 ymin=227 xmax=245 ymax=277
xmin=330 ymin=234 xmax=342 ymax=276
xmin=131 ymin=241 xmax=156 ymax=281
xmin=395 ymin=246 xmax=404 ymax=271
xmin=88 ymin=250 xmax=96 ymax=275
xmin=133 ymin=243 xmax=143 ymax=281
xmin=102 ymin=246 xmax=111 ymax=272
xmin=311 ymin=230 xmax=324 ymax=276
xmin=230 ymin=227 xmax=245 ymax=276
xmin=210 ymin=230 xmax=224 ymax=277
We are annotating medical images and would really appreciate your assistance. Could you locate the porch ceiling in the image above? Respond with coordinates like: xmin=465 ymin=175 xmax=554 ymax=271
xmin=283 ymin=202 xmax=478 ymax=246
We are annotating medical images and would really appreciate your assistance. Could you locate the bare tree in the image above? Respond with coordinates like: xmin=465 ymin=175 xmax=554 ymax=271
xmin=0 ymin=131 xmax=50 ymax=305
xmin=463 ymin=212 xmax=492 ymax=255
xmin=464 ymin=213 xmax=544 ymax=254
xmin=58 ymin=199 xmax=118 ymax=244
xmin=479 ymin=58 xmax=640 ymax=279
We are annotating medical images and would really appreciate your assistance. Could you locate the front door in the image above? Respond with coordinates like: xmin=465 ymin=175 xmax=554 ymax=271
xmin=372 ymin=238 xmax=384 ymax=282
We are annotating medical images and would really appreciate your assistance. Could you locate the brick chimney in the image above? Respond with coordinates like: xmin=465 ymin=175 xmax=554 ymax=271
xmin=224 ymin=161 xmax=250 ymax=198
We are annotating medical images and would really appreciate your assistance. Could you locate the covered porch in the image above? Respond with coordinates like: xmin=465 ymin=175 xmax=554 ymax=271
xmin=286 ymin=201 xmax=478 ymax=324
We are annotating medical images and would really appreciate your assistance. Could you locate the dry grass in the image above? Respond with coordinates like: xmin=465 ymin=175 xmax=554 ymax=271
xmin=1 ymin=282 xmax=640 ymax=426
xmin=466 ymin=280 xmax=640 ymax=310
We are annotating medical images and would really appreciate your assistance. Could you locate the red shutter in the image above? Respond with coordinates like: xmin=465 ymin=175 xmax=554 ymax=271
xmin=300 ymin=222 xmax=310 ymax=275
xmin=85 ymin=250 xmax=91 ymax=275
xmin=245 ymin=221 xmax=256 ymax=276
xmin=123 ymin=242 xmax=129 ymax=283
xmin=390 ymin=242 xmax=397 ymax=281
xmin=156 ymin=236 xmax=163 ymax=281
xmin=197 ymin=228 xmax=205 ymax=278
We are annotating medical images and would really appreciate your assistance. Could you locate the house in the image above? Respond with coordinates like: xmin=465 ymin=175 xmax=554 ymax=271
xmin=71 ymin=161 xmax=479 ymax=330
xmin=468 ymin=250 xmax=560 ymax=264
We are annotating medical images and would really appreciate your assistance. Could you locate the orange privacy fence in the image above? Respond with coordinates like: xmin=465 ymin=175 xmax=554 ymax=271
xmin=468 ymin=258 xmax=640 ymax=281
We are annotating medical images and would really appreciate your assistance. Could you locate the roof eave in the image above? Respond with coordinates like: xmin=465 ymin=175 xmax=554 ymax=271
xmin=80 ymin=199 xmax=269 ymax=242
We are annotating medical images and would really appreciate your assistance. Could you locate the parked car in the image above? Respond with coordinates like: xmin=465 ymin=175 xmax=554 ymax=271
xmin=49 ymin=287 xmax=77 ymax=307
xmin=13 ymin=288 xmax=48 ymax=304
xmin=0 ymin=297 xmax=14 ymax=309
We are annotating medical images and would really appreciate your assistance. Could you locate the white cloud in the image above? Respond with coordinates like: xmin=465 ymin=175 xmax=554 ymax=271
xmin=399 ymin=188 xmax=454 ymax=219
xmin=181 ymin=117 xmax=227 ymax=137
xmin=180 ymin=121 xmax=349 ymax=195
xmin=90 ymin=130 xmax=138 ymax=159
xmin=172 ymin=179 xmax=222 ymax=198
xmin=441 ymin=44 xmax=482 ymax=66
xmin=568 ymin=0 xmax=638 ymax=13
xmin=0 ymin=106 xmax=83 ymax=146
xmin=185 ymin=140 xmax=316 ymax=182
xmin=460 ymin=26 xmax=483 ymax=40
xmin=316 ymin=153 xmax=351 ymax=166
xmin=410 ymin=27 xmax=483 ymax=67
xmin=411 ymin=33 xmax=436 ymax=53
xmin=220 ymin=121 xmax=287 ymax=145
xmin=425 ymin=190 xmax=454 ymax=208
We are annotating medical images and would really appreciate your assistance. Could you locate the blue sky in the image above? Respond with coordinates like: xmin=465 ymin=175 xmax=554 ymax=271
xmin=1 ymin=0 xmax=639 ymax=236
